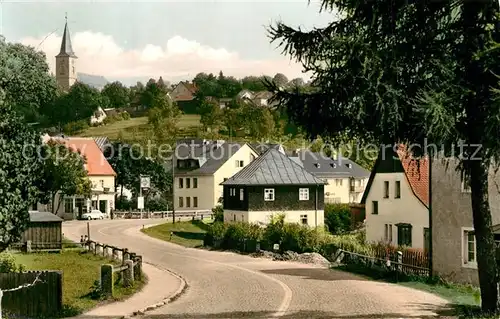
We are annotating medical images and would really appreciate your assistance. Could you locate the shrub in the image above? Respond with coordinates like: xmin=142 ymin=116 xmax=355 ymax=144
xmin=146 ymin=197 xmax=170 ymax=211
xmin=63 ymin=120 xmax=89 ymax=134
xmin=259 ymin=214 xmax=333 ymax=253
xmin=204 ymin=222 xmax=228 ymax=247
xmin=212 ymin=205 xmax=224 ymax=222
xmin=115 ymin=196 xmax=133 ymax=211
xmin=222 ymin=223 xmax=263 ymax=250
xmin=121 ymin=111 xmax=131 ymax=120
xmin=0 ymin=253 xmax=26 ymax=273
xmin=262 ymin=214 xmax=286 ymax=247
xmin=324 ymin=203 xmax=352 ymax=234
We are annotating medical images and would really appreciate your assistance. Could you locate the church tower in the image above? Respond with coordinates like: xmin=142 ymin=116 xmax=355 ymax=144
xmin=55 ymin=15 xmax=77 ymax=91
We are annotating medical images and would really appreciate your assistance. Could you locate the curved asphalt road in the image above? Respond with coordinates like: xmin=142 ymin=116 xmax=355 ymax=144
xmin=63 ymin=219 xmax=454 ymax=319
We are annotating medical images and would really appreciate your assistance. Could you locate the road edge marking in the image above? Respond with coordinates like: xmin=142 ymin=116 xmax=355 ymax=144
xmin=128 ymin=262 xmax=189 ymax=318
xmin=125 ymin=226 xmax=293 ymax=317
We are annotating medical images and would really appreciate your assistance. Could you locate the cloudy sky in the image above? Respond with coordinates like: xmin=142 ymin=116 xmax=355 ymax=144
xmin=1 ymin=1 xmax=332 ymax=86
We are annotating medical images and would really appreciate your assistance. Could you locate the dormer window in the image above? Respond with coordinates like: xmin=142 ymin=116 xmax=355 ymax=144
xmin=330 ymin=163 xmax=336 ymax=168
xmin=315 ymin=163 xmax=321 ymax=168
xmin=346 ymin=163 xmax=352 ymax=168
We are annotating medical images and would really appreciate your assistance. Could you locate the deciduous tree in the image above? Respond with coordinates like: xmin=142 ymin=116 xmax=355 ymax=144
xmin=0 ymin=91 xmax=43 ymax=252
xmin=101 ymin=81 xmax=130 ymax=109
xmin=37 ymin=140 xmax=92 ymax=214
xmin=199 ymin=98 xmax=223 ymax=132
xmin=103 ymin=142 xmax=172 ymax=203
xmin=272 ymin=73 xmax=289 ymax=88
xmin=48 ymin=82 xmax=104 ymax=127
xmin=0 ymin=36 xmax=58 ymax=124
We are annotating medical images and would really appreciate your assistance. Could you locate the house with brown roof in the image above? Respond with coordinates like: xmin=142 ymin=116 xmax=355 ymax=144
xmin=171 ymin=81 xmax=198 ymax=102
xmin=361 ymin=145 xmax=429 ymax=250
xmin=40 ymin=136 xmax=116 ymax=220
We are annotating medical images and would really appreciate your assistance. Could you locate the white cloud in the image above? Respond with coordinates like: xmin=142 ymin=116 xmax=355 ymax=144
xmin=20 ymin=31 xmax=307 ymax=82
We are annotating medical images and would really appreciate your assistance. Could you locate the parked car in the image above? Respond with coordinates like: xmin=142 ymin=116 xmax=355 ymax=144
xmin=81 ymin=210 xmax=105 ymax=220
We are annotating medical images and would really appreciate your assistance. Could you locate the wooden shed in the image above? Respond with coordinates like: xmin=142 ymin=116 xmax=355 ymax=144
xmin=20 ymin=211 xmax=63 ymax=251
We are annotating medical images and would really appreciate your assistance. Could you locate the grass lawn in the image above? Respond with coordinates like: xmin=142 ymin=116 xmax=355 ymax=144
xmin=78 ymin=114 xmax=201 ymax=140
xmin=14 ymin=249 xmax=146 ymax=317
xmin=141 ymin=220 xmax=210 ymax=248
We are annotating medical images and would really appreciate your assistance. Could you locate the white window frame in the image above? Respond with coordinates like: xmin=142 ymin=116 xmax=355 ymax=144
xmin=299 ymin=188 xmax=309 ymax=201
xmin=264 ymin=188 xmax=275 ymax=201
xmin=462 ymin=227 xmax=477 ymax=269
xmin=240 ymin=189 xmax=244 ymax=201
xmin=230 ymin=188 xmax=236 ymax=196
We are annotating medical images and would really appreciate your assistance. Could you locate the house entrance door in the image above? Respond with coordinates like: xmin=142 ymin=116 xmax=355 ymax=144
xmin=99 ymin=200 xmax=107 ymax=214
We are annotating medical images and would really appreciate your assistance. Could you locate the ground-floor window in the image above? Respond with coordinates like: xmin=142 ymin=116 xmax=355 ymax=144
xmin=396 ymin=223 xmax=412 ymax=247
xmin=300 ymin=214 xmax=308 ymax=225
xmin=463 ymin=228 xmax=476 ymax=266
xmin=64 ymin=198 xmax=74 ymax=213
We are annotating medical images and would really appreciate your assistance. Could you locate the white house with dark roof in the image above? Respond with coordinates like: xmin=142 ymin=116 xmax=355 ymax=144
xmin=221 ymin=148 xmax=326 ymax=227
xmin=173 ymin=139 xmax=259 ymax=212
xmin=291 ymin=150 xmax=370 ymax=204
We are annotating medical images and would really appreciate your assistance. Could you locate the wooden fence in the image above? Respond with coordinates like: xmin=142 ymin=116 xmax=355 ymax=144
xmin=333 ymin=247 xmax=430 ymax=277
xmin=83 ymin=240 xmax=142 ymax=297
xmin=371 ymin=245 xmax=429 ymax=274
xmin=0 ymin=271 xmax=62 ymax=318
xmin=112 ymin=210 xmax=212 ymax=220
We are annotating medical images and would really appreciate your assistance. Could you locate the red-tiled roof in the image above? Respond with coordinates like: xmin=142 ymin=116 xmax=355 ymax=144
xmin=174 ymin=95 xmax=195 ymax=101
xmin=397 ymin=146 xmax=429 ymax=207
xmin=181 ymin=82 xmax=197 ymax=94
xmin=64 ymin=138 xmax=116 ymax=176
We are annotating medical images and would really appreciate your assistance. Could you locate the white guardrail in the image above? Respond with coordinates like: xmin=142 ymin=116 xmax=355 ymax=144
xmin=112 ymin=210 xmax=213 ymax=220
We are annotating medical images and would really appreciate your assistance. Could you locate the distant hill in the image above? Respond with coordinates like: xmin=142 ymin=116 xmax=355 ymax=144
xmin=77 ymin=73 xmax=109 ymax=90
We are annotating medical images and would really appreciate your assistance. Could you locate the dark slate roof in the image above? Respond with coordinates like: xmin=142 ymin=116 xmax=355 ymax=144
xmin=93 ymin=136 xmax=110 ymax=151
xmin=221 ymin=148 xmax=326 ymax=186
xmin=56 ymin=21 xmax=77 ymax=58
xmin=174 ymin=140 xmax=247 ymax=175
xmin=295 ymin=150 xmax=370 ymax=178
xmin=250 ymin=143 xmax=284 ymax=155
xmin=29 ymin=211 xmax=63 ymax=223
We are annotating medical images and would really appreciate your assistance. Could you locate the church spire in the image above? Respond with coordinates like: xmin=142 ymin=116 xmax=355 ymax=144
xmin=56 ymin=13 xmax=77 ymax=58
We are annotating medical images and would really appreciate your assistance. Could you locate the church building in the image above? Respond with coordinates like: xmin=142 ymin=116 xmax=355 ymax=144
xmin=54 ymin=17 xmax=108 ymax=91
xmin=55 ymin=18 xmax=78 ymax=91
